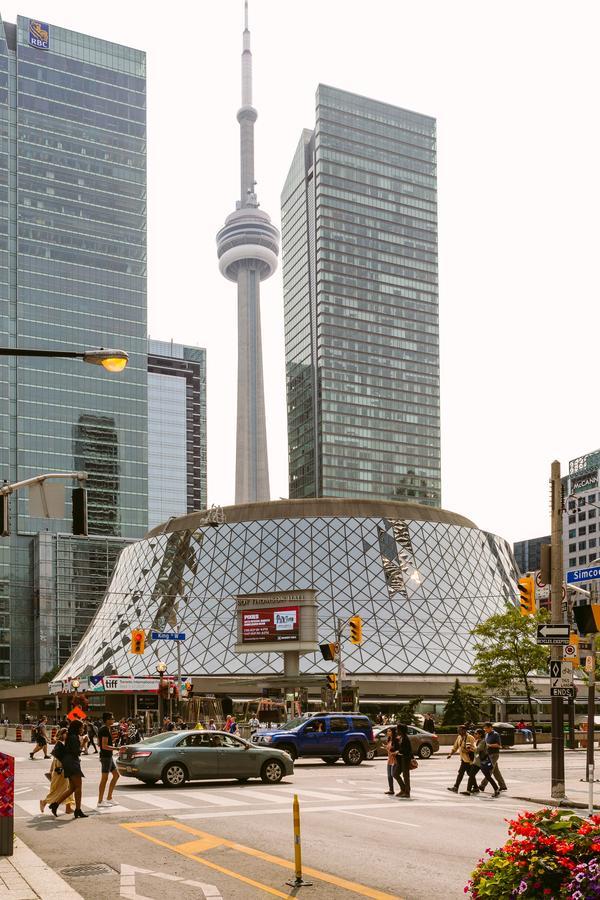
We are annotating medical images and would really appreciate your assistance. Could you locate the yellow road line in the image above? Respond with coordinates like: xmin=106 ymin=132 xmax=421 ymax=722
xmin=120 ymin=819 xmax=401 ymax=900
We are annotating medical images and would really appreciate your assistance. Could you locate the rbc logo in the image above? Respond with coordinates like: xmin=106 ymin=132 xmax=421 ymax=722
xmin=29 ymin=20 xmax=49 ymax=50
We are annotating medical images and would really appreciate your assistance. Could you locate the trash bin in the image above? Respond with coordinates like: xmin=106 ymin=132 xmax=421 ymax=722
xmin=493 ymin=722 xmax=516 ymax=748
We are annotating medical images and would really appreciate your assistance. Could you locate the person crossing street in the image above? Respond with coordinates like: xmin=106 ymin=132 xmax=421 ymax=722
xmin=482 ymin=722 xmax=507 ymax=792
xmin=447 ymin=725 xmax=476 ymax=793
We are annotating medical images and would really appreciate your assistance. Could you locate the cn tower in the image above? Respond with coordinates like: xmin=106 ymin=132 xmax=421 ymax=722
xmin=216 ymin=1 xmax=279 ymax=504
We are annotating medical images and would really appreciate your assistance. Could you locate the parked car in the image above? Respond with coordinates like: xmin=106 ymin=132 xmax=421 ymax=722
xmin=251 ymin=713 xmax=375 ymax=765
xmin=367 ymin=724 xmax=440 ymax=759
xmin=117 ymin=729 xmax=294 ymax=787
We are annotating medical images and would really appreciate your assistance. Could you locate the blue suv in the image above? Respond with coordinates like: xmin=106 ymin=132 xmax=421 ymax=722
xmin=250 ymin=714 xmax=375 ymax=765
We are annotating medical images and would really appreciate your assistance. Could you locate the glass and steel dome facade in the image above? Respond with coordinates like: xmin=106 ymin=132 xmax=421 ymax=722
xmin=56 ymin=499 xmax=519 ymax=681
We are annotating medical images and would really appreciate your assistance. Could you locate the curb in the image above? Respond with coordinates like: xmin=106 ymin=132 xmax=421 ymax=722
xmin=11 ymin=836 xmax=84 ymax=899
xmin=513 ymin=795 xmax=599 ymax=811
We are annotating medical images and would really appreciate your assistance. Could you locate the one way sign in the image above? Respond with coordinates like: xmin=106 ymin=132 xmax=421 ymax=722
xmin=537 ymin=623 xmax=570 ymax=645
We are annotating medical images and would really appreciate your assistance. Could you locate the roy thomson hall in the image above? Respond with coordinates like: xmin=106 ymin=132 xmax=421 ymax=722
xmin=3 ymin=499 xmax=520 ymax=723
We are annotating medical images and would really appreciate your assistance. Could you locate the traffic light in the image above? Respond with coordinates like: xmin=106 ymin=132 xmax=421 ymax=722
xmin=319 ymin=642 xmax=337 ymax=662
xmin=326 ymin=673 xmax=337 ymax=692
xmin=518 ymin=576 xmax=535 ymax=615
xmin=0 ymin=493 xmax=8 ymax=537
xmin=349 ymin=615 xmax=363 ymax=644
xmin=540 ymin=544 xmax=551 ymax=586
xmin=574 ymin=605 xmax=600 ymax=635
xmin=72 ymin=487 xmax=88 ymax=536
xmin=130 ymin=628 xmax=145 ymax=654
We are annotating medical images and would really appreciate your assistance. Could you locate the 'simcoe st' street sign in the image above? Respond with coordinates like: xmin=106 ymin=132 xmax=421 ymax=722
xmin=567 ymin=565 xmax=600 ymax=585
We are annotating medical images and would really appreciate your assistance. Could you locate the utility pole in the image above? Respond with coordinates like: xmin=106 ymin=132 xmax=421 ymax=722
xmin=550 ymin=459 xmax=565 ymax=799
xmin=588 ymin=634 xmax=597 ymax=814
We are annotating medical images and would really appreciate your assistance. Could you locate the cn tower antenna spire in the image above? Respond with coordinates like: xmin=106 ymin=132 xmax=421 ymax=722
xmin=216 ymin=0 xmax=280 ymax=505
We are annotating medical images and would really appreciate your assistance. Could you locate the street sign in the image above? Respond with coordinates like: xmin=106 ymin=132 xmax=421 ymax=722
xmin=563 ymin=644 xmax=578 ymax=660
xmin=537 ymin=623 xmax=570 ymax=644
xmin=551 ymin=687 xmax=576 ymax=699
xmin=150 ymin=631 xmax=186 ymax=641
xmin=586 ymin=655 xmax=595 ymax=673
xmin=550 ymin=660 xmax=574 ymax=688
xmin=567 ymin=565 xmax=600 ymax=585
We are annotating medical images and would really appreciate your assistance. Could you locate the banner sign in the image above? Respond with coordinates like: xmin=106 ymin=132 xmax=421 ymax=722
xmin=104 ymin=677 xmax=163 ymax=693
xmin=29 ymin=21 xmax=49 ymax=50
xmin=241 ymin=606 xmax=299 ymax=643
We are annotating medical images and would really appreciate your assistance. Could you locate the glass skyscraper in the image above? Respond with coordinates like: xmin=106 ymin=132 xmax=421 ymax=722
xmin=281 ymin=85 xmax=440 ymax=506
xmin=0 ymin=17 xmax=147 ymax=682
xmin=147 ymin=340 xmax=207 ymax=530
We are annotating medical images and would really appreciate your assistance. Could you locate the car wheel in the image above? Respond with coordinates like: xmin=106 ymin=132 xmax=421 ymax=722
xmin=418 ymin=744 xmax=433 ymax=759
xmin=321 ymin=756 xmax=339 ymax=764
xmin=366 ymin=749 xmax=376 ymax=761
xmin=161 ymin=762 xmax=188 ymax=787
xmin=342 ymin=744 xmax=365 ymax=766
xmin=278 ymin=744 xmax=297 ymax=761
xmin=261 ymin=760 xmax=284 ymax=784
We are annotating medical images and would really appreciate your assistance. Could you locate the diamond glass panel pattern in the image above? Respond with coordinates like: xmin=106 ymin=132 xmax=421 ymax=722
xmin=57 ymin=515 xmax=519 ymax=680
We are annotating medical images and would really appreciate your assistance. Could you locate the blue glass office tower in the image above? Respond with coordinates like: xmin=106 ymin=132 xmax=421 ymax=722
xmin=0 ymin=17 xmax=147 ymax=682
xmin=281 ymin=86 xmax=441 ymax=506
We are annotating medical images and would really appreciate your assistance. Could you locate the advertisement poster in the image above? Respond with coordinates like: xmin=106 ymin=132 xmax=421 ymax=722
xmin=241 ymin=606 xmax=299 ymax=643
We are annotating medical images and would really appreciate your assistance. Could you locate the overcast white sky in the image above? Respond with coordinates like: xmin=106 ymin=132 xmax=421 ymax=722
xmin=9 ymin=1 xmax=599 ymax=544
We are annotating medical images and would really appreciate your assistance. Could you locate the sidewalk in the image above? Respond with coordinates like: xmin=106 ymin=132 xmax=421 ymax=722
xmin=0 ymin=837 xmax=82 ymax=899
xmin=512 ymin=776 xmax=600 ymax=812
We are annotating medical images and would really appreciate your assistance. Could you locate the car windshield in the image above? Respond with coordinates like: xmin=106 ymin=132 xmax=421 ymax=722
xmin=277 ymin=717 xmax=305 ymax=731
xmin=139 ymin=732 xmax=177 ymax=745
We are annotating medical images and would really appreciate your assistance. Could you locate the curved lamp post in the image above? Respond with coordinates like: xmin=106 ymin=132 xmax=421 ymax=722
xmin=0 ymin=347 xmax=129 ymax=372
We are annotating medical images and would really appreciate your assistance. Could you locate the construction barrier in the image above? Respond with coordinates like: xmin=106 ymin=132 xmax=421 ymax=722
xmin=0 ymin=753 xmax=13 ymax=856
xmin=14 ymin=727 xmax=21 ymax=743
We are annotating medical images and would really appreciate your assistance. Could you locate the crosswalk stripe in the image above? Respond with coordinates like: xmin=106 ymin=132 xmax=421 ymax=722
xmin=16 ymin=799 xmax=44 ymax=816
xmin=179 ymin=791 xmax=249 ymax=806
xmin=276 ymin=787 xmax=355 ymax=802
xmin=120 ymin=792 xmax=190 ymax=810
xmin=217 ymin=788 xmax=291 ymax=804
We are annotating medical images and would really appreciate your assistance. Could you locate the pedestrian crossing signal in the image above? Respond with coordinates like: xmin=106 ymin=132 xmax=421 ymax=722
xmin=518 ymin=576 xmax=535 ymax=616
xmin=130 ymin=628 xmax=145 ymax=654
xmin=349 ymin=615 xmax=363 ymax=644
xmin=326 ymin=674 xmax=337 ymax=692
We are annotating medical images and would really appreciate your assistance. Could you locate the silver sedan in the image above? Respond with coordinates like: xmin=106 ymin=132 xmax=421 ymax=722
xmin=117 ymin=730 xmax=294 ymax=788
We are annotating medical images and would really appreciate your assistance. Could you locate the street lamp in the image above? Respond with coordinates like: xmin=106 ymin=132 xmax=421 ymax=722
xmin=156 ymin=663 xmax=167 ymax=729
xmin=0 ymin=347 xmax=129 ymax=372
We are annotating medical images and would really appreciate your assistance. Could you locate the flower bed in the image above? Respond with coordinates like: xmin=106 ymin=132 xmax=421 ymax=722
xmin=466 ymin=808 xmax=600 ymax=898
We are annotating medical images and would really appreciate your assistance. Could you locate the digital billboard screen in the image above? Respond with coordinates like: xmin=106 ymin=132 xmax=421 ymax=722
xmin=241 ymin=606 xmax=299 ymax=643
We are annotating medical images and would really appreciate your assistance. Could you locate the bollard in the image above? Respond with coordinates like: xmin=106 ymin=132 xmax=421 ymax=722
xmin=0 ymin=753 xmax=13 ymax=856
xmin=285 ymin=794 xmax=312 ymax=888
xmin=14 ymin=727 xmax=21 ymax=743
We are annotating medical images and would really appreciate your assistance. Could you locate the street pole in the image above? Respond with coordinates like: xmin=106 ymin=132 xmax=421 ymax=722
xmin=176 ymin=639 xmax=181 ymax=720
xmin=550 ymin=459 xmax=565 ymax=799
xmin=588 ymin=634 xmax=596 ymax=814
xmin=336 ymin=618 xmax=343 ymax=712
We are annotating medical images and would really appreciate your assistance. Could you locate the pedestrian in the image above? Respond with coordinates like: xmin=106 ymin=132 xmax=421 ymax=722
xmin=86 ymin=720 xmax=98 ymax=754
xmin=48 ymin=720 xmax=88 ymax=818
xmin=383 ymin=727 xmax=402 ymax=796
xmin=229 ymin=717 xmax=238 ymax=734
xmin=422 ymin=713 xmax=436 ymax=734
xmin=447 ymin=725 xmax=477 ymax=793
xmin=396 ymin=723 xmax=414 ymax=798
xmin=482 ymin=722 xmax=507 ymax=792
xmin=29 ymin=716 xmax=50 ymax=761
xmin=515 ymin=719 xmax=534 ymax=743
xmin=207 ymin=719 xmax=217 ymax=731
xmin=97 ymin=711 xmax=120 ymax=809
xmin=474 ymin=728 xmax=500 ymax=797
xmin=40 ymin=728 xmax=74 ymax=815
xmin=249 ymin=714 xmax=260 ymax=735
xmin=224 ymin=715 xmax=232 ymax=732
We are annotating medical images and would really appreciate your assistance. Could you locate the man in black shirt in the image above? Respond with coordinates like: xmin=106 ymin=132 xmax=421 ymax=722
xmin=97 ymin=711 xmax=120 ymax=809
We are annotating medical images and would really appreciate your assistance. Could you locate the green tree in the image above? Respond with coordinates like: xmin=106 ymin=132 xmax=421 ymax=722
xmin=471 ymin=604 xmax=549 ymax=749
xmin=442 ymin=678 xmax=485 ymax=726
xmin=396 ymin=696 xmax=423 ymax=725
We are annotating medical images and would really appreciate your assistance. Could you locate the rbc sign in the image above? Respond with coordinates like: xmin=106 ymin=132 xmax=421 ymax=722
xmin=29 ymin=21 xmax=49 ymax=50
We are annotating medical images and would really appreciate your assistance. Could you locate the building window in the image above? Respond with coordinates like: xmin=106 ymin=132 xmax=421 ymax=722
xmin=589 ymin=509 xmax=596 ymax=519
xmin=570 ymin=557 xmax=577 ymax=566
xmin=579 ymin=542 xmax=586 ymax=550
xmin=569 ymin=529 xmax=576 ymax=538
xmin=569 ymin=515 xmax=576 ymax=524
xmin=589 ymin=524 xmax=597 ymax=534
xmin=579 ymin=512 xmax=586 ymax=521
xmin=589 ymin=538 xmax=597 ymax=549
xmin=579 ymin=556 xmax=587 ymax=564
xmin=569 ymin=543 xmax=576 ymax=552
xmin=579 ymin=527 xmax=586 ymax=536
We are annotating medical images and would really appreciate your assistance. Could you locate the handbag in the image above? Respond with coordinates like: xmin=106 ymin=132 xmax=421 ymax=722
xmin=409 ymin=758 xmax=418 ymax=770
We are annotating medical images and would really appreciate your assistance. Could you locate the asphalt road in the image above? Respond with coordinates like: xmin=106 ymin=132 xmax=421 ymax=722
xmin=7 ymin=741 xmax=591 ymax=900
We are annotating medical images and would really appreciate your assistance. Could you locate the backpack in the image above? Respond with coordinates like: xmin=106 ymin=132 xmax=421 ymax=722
xmin=52 ymin=741 xmax=65 ymax=762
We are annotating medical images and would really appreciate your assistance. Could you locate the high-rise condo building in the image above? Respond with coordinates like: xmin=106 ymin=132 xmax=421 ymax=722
xmin=0 ymin=17 xmax=147 ymax=682
xmin=216 ymin=2 xmax=279 ymax=504
xmin=148 ymin=339 xmax=207 ymax=529
xmin=281 ymin=85 xmax=441 ymax=505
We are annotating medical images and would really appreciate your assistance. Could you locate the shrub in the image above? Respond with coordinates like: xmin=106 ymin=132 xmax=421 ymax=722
xmin=465 ymin=808 xmax=600 ymax=898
